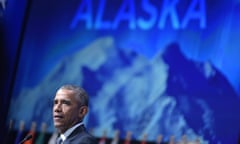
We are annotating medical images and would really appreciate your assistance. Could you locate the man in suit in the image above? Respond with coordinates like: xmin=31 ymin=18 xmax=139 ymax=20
xmin=53 ymin=84 xmax=97 ymax=144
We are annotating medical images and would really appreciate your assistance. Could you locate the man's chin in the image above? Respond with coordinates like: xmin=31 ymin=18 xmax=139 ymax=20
xmin=55 ymin=126 xmax=66 ymax=133
xmin=54 ymin=123 xmax=64 ymax=130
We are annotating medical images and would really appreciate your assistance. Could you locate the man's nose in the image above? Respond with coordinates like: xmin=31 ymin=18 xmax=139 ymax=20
xmin=54 ymin=103 xmax=62 ymax=112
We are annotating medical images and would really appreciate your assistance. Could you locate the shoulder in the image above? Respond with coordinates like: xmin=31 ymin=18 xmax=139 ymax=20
xmin=78 ymin=133 xmax=98 ymax=144
xmin=69 ymin=132 xmax=98 ymax=144
xmin=67 ymin=125 xmax=98 ymax=144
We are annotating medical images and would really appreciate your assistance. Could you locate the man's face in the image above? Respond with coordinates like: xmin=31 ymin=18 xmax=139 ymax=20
xmin=53 ymin=89 xmax=81 ymax=133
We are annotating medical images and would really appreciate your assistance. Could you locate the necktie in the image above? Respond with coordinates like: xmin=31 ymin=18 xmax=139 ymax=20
xmin=57 ymin=137 xmax=63 ymax=144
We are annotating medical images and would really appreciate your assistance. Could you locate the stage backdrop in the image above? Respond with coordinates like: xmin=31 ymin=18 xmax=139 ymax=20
xmin=7 ymin=0 xmax=240 ymax=143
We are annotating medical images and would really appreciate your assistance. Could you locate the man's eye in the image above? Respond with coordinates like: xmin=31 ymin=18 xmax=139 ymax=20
xmin=62 ymin=100 xmax=71 ymax=105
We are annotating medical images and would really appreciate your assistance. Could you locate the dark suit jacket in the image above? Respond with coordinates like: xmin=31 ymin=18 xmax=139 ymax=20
xmin=63 ymin=125 xmax=97 ymax=144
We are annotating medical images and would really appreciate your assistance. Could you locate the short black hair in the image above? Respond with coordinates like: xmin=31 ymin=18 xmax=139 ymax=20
xmin=59 ymin=84 xmax=89 ymax=107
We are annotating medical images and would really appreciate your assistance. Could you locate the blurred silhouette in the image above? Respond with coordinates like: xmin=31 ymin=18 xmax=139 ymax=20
xmin=23 ymin=121 xmax=36 ymax=144
xmin=156 ymin=134 xmax=163 ymax=144
xmin=140 ymin=133 xmax=147 ymax=144
xmin=124 ymin=131 xmax=132 ymax=144
xmin=14 ymin=120 xmax=25 ymax=144
xmin=99 ymin=130 xmax=107 ymax=144
xmin=4 ymin=119 xmax=15 ymax=144
xmin=111 ymin=130 xmax=120 ymax=144
xmin=35 ymin=122 xmax=47 ymax=144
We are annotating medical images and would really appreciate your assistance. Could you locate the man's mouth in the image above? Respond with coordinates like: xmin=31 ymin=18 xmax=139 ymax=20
xmin=54 ymin=115 xmax=64 ymax=119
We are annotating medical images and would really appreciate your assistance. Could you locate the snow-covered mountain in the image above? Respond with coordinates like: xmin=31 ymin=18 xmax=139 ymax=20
xmin=8 ymin=36 xmax=240 ymax=143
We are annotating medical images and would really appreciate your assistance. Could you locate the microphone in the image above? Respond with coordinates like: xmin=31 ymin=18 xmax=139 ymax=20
xmin=18 ymin=134 xmax=33 ymax=144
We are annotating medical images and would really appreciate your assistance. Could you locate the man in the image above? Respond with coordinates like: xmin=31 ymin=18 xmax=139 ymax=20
xmin=53 ymin=84 xmax=97 ymax=144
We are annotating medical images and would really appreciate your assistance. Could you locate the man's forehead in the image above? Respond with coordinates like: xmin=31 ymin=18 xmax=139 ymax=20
xmin=57 ymin=88 xmax=75 ymax=94
xmin=55 ymin=89 xmax=76 ymax=98
xmin=55 ymin=89 xmax=81 ymax=101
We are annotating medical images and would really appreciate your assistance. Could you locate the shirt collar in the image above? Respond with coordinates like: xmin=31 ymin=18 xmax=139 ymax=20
xmin=60 ymin=122 xmax=84 ymax=142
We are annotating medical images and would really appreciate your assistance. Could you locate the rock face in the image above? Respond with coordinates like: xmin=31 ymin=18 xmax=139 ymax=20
xmin=8 ymin=37 xmax=240 ymax=143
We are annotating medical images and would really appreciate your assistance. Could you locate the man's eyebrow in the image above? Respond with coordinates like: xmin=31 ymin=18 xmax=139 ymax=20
xmin=61 ymin=99 xmax=72 ymax=104
xmin=54 ymin=98 xmax=71 ymax=102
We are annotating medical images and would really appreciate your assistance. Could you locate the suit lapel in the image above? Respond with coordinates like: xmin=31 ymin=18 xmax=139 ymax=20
xmin=63 ymin=125 xmax=86 ymax=144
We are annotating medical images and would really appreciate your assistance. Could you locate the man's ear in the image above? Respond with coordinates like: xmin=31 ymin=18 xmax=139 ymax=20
xmin=79 ymin=106 xmax=88 ymax=117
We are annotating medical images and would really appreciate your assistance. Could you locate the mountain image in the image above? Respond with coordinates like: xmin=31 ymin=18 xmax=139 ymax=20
xmin=8 ymin=36 xmax=240 ymax=144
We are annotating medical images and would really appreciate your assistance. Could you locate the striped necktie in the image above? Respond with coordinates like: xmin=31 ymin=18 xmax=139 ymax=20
xmin=57 ymin=137 xmax=63 ymax=144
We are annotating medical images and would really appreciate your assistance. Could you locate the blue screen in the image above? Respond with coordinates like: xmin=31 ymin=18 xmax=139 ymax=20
xmin=7 ymin=0 xmax=240 ymax=143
